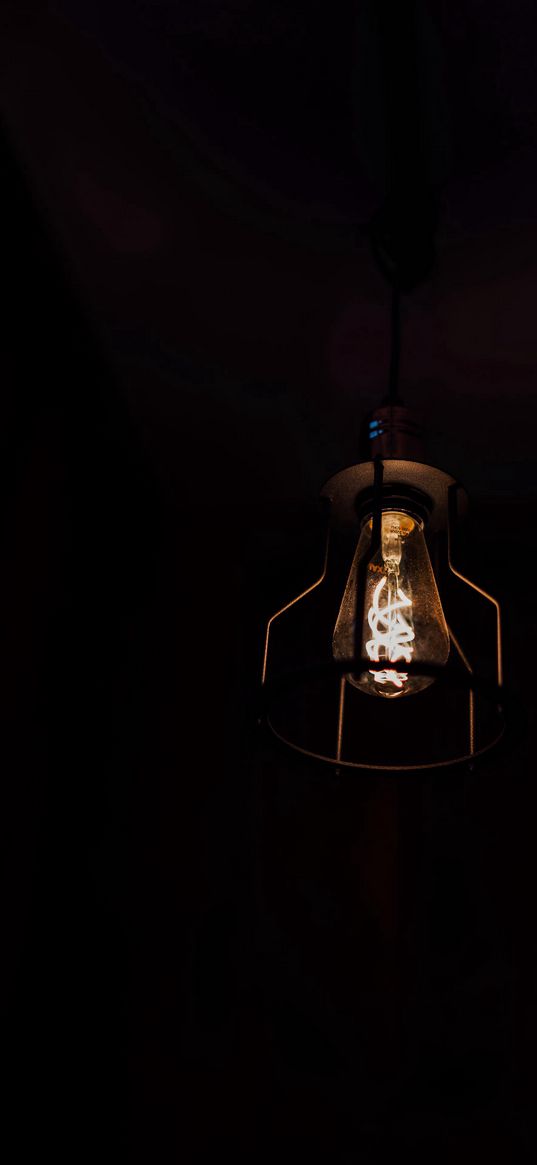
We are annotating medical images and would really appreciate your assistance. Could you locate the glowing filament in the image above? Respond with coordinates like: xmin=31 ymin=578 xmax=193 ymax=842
xmin=366 ymin=575 xmax=415 ymax=688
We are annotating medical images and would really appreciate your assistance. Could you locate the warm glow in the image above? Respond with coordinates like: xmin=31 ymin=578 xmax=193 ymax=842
xmin=366 ymin=574 xmax=414 ymax=690
xmin=332 ymin=508 xmax=450 ymax=698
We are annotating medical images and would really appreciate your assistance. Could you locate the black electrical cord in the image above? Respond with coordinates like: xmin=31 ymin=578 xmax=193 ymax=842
xmin=388 ymin=284 xmax=402 ymax=405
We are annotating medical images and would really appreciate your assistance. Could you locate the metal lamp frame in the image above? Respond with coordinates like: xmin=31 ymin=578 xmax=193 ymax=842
xmin=262 ymin=460 xmax=504 ymax=772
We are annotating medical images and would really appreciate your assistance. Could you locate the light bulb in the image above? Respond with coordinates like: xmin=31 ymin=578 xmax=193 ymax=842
xmin=332 ymin=510 xmax=450 ymax=698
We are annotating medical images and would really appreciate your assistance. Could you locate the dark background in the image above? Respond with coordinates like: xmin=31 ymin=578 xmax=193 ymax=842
xmin=1 ymin=3 xmax=536 ymax=1161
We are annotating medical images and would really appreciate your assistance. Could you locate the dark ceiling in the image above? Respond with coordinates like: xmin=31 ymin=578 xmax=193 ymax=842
xmin=2 ymin=2 xmax=537 ymax=502
xmin=1 ymin=4 xmax=537 ymax=1163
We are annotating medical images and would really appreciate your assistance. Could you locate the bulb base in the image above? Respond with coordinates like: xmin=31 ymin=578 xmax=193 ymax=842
xmin=355 ymin=483 xmax=432 ymax=528
xmin=321 ymin=459 xmax=466 ymax=535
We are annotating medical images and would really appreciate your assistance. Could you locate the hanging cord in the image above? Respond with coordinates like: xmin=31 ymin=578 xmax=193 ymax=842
xmin=388 ymin=284 xmax=402 ymax=405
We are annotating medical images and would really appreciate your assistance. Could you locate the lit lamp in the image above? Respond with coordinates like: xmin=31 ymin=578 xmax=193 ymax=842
xmin=261 ymin=292 xmax=505 ymax=771
xmin=332 ymin=501 xmax=449 ymax=700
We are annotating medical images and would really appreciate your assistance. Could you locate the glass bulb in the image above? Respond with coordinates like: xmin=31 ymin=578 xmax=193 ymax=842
xmin=332 ymin=510 xmax=450 ymax=698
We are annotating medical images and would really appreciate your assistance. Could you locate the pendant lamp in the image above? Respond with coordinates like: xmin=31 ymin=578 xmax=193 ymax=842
xmin=261 ymin=285 xmax=505 ymax=771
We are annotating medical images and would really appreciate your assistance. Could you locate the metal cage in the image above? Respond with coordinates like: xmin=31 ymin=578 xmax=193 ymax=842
xmin=261 ymin=459 xmax=505 ymax=772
